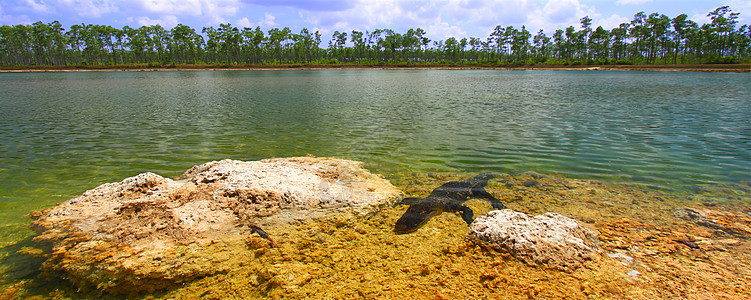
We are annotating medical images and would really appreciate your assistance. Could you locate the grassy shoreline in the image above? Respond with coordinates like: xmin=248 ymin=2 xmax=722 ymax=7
xmin=1 ymin=63 xmax=749 ymax=73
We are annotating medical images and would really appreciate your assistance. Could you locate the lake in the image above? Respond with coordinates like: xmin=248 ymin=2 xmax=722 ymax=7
xmin=1 ymin=70 xmax=750 ymax=238
xmin=0 ymin=69 xmax=750 ymax=297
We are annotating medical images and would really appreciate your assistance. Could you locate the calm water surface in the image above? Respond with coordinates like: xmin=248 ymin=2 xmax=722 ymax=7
xmin=1 ymin=69 xmax=750 ymax=242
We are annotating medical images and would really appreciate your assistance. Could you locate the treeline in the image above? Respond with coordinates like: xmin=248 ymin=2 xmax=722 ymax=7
xmin=1 ymin=6 xmax=749 ymax=67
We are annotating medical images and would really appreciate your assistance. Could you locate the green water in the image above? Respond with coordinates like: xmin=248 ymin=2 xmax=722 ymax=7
xmin=1 ymin=69 xmax=750 ymax=244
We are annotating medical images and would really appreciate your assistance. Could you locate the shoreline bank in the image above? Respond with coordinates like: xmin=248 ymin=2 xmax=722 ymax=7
xmin=1 ymin=63 xmax=749 ymax=73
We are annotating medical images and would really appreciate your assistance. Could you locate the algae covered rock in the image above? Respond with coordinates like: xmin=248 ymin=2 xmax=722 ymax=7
xmin=468 ymin=209 xmax=599 ymax=271
xmin=29 ymin=156 xmax=400 ymax=293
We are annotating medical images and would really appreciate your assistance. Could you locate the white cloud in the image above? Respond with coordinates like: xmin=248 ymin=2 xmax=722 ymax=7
xmin=61 ymin=0 xmax=118 ymax=18
xmin=297 ymin=0 xmax=542 ymax=41
xmin=136 ymin=15 xmax=179 ymax=28
xmin=137 ymin=0 xmax=240 ymax=24
xmin=13 ymin=0 xmax=118 ymax=18
xmin=0 ymin=4 xmax=32 ymax=24
xmin=542 ymin=0 xmax=583 ymax=24
xmin=596 ymin=14 xmax=630 ymax=29
xmin=237 ymin=17 xmax=251 ymax=28
xmin=352 ymin=0 xmax=404 ymax=28
xmin=140 ymin=0 xmax=202 ymax=16
xmin=690 ymin=12 xmax=712 ymax=25
xmin=244 ymin=0 xmax=354 ymax=12
xmin=233 ymin=12 xmax=276 ymax=29
xmin=202 ymin=0 xmax=241 ymax=23
xmin=261 ymin=12 xmax=277 ymax=27
xmin=23 ymin=0 xmax=53 ymax=14
xmin=444 ymin=0 xmax=536 ymax=27
xmin=616 ymin=0 xmax=653 ymax=5
xmin=426 ymin=21 xmax=466 ymax=40
xmin=522 ymin=0 xmax=599 ymax=33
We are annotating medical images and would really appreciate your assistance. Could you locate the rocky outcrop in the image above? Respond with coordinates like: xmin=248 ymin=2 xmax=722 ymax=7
xmin=468 ymin=209 xmax=599 ymax=271
xmin=29 ymin=157 xmax=400 ymax=293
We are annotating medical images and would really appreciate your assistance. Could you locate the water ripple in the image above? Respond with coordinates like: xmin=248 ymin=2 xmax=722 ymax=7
xmin=1 ymin=70 xmax=749 ymax=211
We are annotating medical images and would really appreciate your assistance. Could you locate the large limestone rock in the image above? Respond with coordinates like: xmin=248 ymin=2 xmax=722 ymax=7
xmin=468 ymin=209 xmax=599 ymax=271
xmin=30 ymin=157 xmax=400 ymax=293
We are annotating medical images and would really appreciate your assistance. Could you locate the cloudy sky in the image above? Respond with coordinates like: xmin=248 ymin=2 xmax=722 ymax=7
xmin=1 ymin=0 xmax=749 ymax=41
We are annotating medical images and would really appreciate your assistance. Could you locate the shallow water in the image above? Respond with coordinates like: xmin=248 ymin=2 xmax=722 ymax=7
xmin=0 ymin=69 xmax=750 ymax=297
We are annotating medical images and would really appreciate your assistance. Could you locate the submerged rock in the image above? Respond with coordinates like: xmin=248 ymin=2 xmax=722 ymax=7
xmin=673 ymin=207 xmax=726 ymax=230
xmin=674 ymin=207 xmax=751 ymax=235
xmin=468 ymin=209 xmax=599 ymax=271
xmin=29 ymin=157 xmax=400 ymax=293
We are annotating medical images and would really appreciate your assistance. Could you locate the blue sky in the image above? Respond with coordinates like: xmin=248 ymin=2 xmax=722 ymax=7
xmin=1 ymin=0 xmax=749 ymax=41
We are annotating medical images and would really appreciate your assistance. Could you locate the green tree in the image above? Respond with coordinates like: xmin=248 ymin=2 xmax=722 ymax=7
xmin=351 ymin=30 xmax=365 ymax=63
xmin=241 ymin=26 xmax=265 ymax=63
xmin=328 ymin=30 xmax=347 ymax=61
xmin=170 ymin=24 xmax=201 ymax=63
xmin=203 ymin=26 xmax=219 ymax=63
xmin=0 ymin=6 xmax=748 ymax=67
xmin=589 ymin=26 xmax=611 ymax=62
xmin=707 ymin=6 xmax=740 ymax=57
xmin=294 ymin=28 xmax=318 ymax=63
xmin=218 ymin=23 xmax=240 ymax=63
xmin=672 ymin=14 xmax=692 ymax=63
xmin=610 ymin=23 xmax=629 ymax=61
xmin=645 ymin=13 xmax=672 ymax=63
xmin=532 ymin=29 xmax=551 ymax=63
xmin=552 ymin=29 xmax=565 ymax=60
xmin=580 ymin=16 xmax=593 ymax=61
xmin=564 ymin=26 xmax=577 ymax=62
xmin=511 ymin=26 xmax=531 ymax=62
xmin=147 ymin=25 xmax=170 ymax=63
xmin=267 ymin=27 xmax=291 ymax=63
xmin=30 ymin=21 xmax=54 ymax=65
xmin=629 ymin=12 xmax=649 ymax=62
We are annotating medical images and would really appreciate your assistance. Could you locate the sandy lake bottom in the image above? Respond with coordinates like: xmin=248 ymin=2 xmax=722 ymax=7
xmin=2 ymin=171 xmax=750 ymax=299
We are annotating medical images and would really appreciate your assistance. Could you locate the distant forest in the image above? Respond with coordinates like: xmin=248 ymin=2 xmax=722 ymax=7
xmin=1 ymin=6 xmax=749 ymax=67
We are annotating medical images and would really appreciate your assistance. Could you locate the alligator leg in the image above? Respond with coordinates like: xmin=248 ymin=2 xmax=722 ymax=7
xmin=249 ymin=224 xmax=276 ymax=247
xmin=471 ymin=187 xmax=506 ymax=209
xmin=489 ymin=197 xmax=506 ymax=209
xmin=448 ymin=203 xmax=475 ymax=225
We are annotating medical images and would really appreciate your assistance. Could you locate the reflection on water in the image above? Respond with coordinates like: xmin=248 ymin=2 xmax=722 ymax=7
xmin=0 ymin=70 xmax=749 ymax=236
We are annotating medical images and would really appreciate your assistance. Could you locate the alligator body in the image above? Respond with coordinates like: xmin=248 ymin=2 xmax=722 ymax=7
xmin=394 ymin=173 xmax=506 ymax=234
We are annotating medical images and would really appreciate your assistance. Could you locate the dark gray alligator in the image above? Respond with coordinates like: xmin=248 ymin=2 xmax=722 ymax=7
xmin=394 ymin=173 xmax=506 ymax=234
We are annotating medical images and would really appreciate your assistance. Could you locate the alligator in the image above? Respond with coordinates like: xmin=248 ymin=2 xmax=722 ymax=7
xmin=394 ymin=172 xmax=506 ymax=234
xmin=244 ymin=223 xmax=276 ymax=247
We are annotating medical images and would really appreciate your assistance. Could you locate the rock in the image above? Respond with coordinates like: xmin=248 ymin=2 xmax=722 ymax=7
xmin=468 ymin=209 xmax=599 ymax=271
xmin=521 ymin=180 xmax=541 ymax=187
xmin=715 ymin=238 xmax=741 ymax=245
xmin=30 ymin=157 xmax=400 ymax=293
xmin=607 ymin=251 xmax=634 ymax=266
xmin=674 ymin=207 xmax=751 ymax=235
xmin=674 ymin=207 xmax=726 ymax=230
